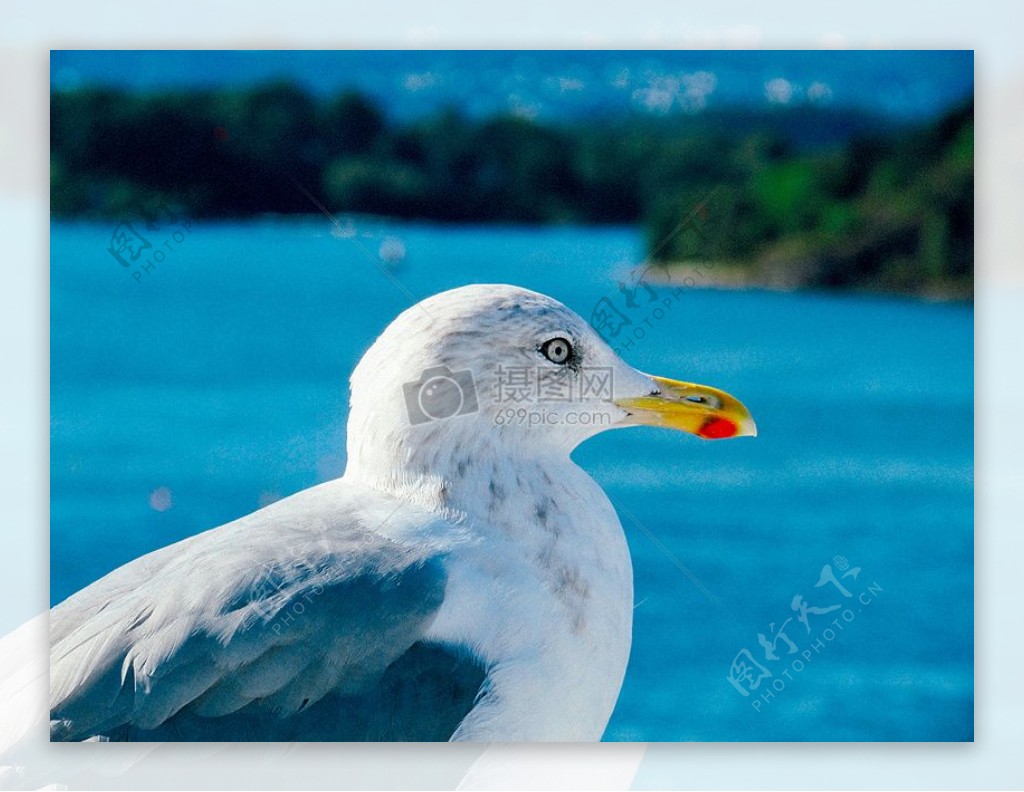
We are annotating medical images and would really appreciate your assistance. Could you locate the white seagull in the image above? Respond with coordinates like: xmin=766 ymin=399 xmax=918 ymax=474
xmin=50 ymin=284 xmax=756 ymax=742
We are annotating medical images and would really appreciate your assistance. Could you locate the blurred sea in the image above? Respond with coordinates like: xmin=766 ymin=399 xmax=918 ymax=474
xmin=50 ymin=219 xmax=973 ymax=741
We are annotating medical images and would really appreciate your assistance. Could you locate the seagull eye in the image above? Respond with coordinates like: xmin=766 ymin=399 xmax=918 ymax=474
xmin=540 ymin=337 xmax=573 ymax=365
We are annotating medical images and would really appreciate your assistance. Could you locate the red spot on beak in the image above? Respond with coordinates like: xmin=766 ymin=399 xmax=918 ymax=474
xmin=697 ymin=417 xmax=737 ymax=439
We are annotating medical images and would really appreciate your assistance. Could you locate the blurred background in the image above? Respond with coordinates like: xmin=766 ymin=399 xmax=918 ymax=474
xmin=50 ymin=50 xmax=973 ymax=742
xmin=51 ymin=50 xmax=973 ymax=296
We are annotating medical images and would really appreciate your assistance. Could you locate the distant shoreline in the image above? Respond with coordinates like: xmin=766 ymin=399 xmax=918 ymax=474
xmin=645 ymin=261 xmax=974 ymax=304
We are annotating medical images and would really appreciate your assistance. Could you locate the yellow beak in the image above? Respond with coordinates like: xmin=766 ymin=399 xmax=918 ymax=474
xmin=614 ymin=376 xmax=757 ymax=440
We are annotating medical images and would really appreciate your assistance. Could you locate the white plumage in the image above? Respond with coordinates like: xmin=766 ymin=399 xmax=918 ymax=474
xmin=48 ymin=284 xmax=754 ymax=741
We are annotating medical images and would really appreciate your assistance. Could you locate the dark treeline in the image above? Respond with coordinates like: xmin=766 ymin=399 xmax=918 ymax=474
xmin=51 ymin=83 xmax=972 ymax=297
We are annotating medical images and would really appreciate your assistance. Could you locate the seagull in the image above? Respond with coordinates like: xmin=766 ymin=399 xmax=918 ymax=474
xmin=49 ymin=284 xmax=755 ymax=742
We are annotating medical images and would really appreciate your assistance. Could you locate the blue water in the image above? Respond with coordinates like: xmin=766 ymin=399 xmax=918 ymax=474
xmin=50 ymin=219 xmax=973 ymax=741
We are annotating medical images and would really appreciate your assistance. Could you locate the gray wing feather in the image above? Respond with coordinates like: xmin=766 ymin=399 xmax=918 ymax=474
xmin=49 ymin=479 xmax=465 ymax=741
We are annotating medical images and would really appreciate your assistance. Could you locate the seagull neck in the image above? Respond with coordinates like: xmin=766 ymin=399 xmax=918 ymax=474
xmin=361 ymin=453 xmax=569 ymax=526
xmin=346 ymin=419 xmax=582 ymax=526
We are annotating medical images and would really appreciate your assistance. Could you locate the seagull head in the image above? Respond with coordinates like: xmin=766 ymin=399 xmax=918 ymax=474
xmin=345 ymin=285 xmax=755 ymax=483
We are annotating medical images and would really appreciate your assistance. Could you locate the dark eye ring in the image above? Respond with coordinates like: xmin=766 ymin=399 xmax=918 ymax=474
xmin=540 ymin=337 xmax=573 ymax=365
